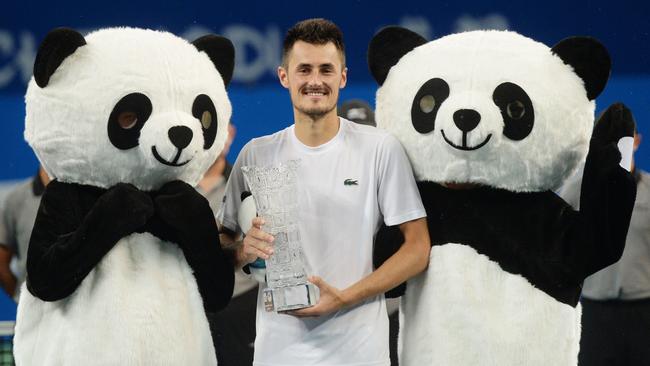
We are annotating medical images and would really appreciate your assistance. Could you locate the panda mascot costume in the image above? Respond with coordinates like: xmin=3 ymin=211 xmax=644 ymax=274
xmin=369 ymin=28 xmax=637 ymax=365
xmin=13 ymin=27 xmax=235 ymax=365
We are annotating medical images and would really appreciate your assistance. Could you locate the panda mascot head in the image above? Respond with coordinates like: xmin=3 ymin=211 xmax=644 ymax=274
xmin=25 ymin=27 xmax=234 ymax=190
xmin=369 ymin=28 xmax=610 ymax=191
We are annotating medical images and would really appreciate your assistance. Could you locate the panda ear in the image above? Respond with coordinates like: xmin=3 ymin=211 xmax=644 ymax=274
xmin=192 ymin=35 xmax=235 ymax=87
xmin=368 ymin=26 xmax=427 ymax=85
xmin=34 ymin=28 xmax=86 ymax=88
xmin=551 ymin=37 xmax=611 ymax=100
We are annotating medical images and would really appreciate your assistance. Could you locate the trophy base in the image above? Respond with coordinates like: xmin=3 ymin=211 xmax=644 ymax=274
xmin=263 ymin=283 xmax=320 ymax=312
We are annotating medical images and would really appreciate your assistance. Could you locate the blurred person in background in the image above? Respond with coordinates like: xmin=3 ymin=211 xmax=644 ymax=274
xmin=339 ymin=99 xmax=376 ymax=127
xmin=0 ymin=166 xmax=49 ymax=302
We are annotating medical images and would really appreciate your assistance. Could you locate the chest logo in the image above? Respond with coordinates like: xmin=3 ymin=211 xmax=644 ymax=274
xmin=344 ymin=179 xmax=358 ymax=186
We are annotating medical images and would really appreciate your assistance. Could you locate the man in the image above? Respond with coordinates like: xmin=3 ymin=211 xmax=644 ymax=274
xmin=560 ymin=122 xmax=649 ymax=365
xmin=217 ymin=18 xmax=430 ymax=366
xmin=0 ymin=166 xmax=50 ymax=302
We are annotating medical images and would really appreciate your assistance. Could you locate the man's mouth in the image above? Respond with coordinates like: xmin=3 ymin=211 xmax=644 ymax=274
xmin=302 ymin=88 xmax=329 ymax=97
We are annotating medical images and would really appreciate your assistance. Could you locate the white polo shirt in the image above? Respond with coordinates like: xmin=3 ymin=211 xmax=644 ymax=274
xmin=218 ymin=118 xmax=425 ymax=366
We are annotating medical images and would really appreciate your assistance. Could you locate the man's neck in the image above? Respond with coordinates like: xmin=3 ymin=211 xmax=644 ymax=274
xmin=293 ymin=109 xmax=340 ymax=147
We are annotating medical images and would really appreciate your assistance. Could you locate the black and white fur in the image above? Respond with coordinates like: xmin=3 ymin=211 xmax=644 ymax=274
xmin=14 ymin=27 xmax=235 ymax=365
xmin=369 ymin=28 xmax=637 ymax=365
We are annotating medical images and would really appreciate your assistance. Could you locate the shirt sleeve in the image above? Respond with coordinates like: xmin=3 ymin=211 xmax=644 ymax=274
xmin=376 ymin=134 xmax=426 ymax=226
xmin=0 ymin=200 xmax=11 ymax=250
xmin=216 ymin=143 xmax=251 ymax=234
xmin=0 ymin=186 xmax=20 ymax=252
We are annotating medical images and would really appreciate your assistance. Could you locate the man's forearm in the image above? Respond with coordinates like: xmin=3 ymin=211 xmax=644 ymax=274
xmin=219 ymin=231 xmax=246 ymax=269
xmin=0 ymin=246 xmax=16 ymax=297
xmin=341 ymin=217 xmax=430 ymax=307
xmin=0 ymin=270 xmax=16 ymax=297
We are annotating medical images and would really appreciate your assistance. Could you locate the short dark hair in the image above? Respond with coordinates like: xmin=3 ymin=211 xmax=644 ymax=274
xmin=282 ymin=18 xmax=345 ymax=67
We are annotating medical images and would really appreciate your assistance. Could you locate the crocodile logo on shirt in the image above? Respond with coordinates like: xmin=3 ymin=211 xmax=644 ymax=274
xmin=344 ymin=179 xmax=358 ymax=186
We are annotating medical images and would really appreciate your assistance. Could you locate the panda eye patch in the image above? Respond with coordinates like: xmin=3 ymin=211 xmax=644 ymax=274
xmin=108 ymin=93 xmax=152 ymax=150
xmin=118 ymin=112 xmax=138 ymax=129
xmin=493 ymin=82 xmax=534 ymax=141
xmin=411 ymin=78 xmax=450 ymax=134
xmin=192 ymin=94 xmax=218 ymax=149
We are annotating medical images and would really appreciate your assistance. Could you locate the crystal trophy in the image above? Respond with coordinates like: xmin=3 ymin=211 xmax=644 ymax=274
xmin=241 ymin=160 xmax=319 ymax=312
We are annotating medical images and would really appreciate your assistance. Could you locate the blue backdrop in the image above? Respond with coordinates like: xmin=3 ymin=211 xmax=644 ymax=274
xmin=0 ymin=0 xmax=648 ymax=319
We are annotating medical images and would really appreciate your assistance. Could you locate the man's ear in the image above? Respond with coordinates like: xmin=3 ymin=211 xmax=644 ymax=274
xmin=339 ymin=67 xmax=348 ymax=89
xmin=278 ymin=66 xmax=290 ymax=89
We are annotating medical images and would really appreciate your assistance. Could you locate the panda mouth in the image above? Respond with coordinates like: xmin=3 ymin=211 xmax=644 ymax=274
xmin=441 ymin=130 xmax=492 ymax=151
xmin=151 ymin=146 xmax=191 ymax=167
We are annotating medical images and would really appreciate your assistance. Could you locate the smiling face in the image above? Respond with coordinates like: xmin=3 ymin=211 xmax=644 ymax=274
xmin=376 ymin=31 xmax=596 ymax=192
xmin=25 ymin=28 xmax=232 ymax=191
xmin=278 ymin=41 xmax=347 ymax=120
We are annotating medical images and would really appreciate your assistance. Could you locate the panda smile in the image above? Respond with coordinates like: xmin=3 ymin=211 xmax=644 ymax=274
xmin=151 ymin=146 xmax=191 ymax=167
xmin=441 ymin=130 xmax=492 ymax=151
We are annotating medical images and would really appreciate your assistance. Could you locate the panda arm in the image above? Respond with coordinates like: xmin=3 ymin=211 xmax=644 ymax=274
xmin=563 ymin=152 xmax=636 ymax=279
xmin=26 ymin=181 xmax=154 ymax=301
xmin=153 ymin=180 xmax=234 ymax=312
xmin=561 ymin=104 xmax=637 ymax=279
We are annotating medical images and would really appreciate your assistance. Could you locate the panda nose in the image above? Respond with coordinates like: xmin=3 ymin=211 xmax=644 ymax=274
xmin=168 ymin=126 xmax=193 ymax=150
xmin=453 ymin=109 xmax=481 ymax=132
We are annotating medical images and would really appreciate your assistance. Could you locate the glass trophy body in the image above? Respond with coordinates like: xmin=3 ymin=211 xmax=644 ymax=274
xmin=241 ymin=160 xmax=319 ymax=312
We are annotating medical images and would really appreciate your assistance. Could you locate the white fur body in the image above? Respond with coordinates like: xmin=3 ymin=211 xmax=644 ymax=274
xmin=399 ymin=244 xmax=581 ymax=366
xmin=14 ymin=232 xmax=216 ymax=366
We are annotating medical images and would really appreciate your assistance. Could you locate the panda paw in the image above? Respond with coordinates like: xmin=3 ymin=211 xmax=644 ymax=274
xmin=153 ymin=180 xmax=214 ymax=232
xmin=102 ymin=183 xmax=154 ymax=228
xmin=586 ymin=103 xmax=636 ymax=175
xmin=591 ymin=102 xmax=635 ymax=146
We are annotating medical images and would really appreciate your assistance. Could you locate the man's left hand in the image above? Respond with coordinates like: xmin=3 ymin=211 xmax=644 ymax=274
xmin=286 ymin=276 xmax=348 ymax=318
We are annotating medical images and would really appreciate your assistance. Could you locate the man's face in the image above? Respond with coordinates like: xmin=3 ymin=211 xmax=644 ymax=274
xmin=278 ymin=41 xmax=347 ymax=119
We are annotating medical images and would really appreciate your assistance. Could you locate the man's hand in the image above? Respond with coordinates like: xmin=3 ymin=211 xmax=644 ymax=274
xmin=238 ymin=217 xmax=274 ymax=265
xmin=286 ymin=276 xmax=348 ymax=318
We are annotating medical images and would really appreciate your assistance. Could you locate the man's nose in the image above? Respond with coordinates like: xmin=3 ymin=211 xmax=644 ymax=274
xmin=308 ymin=72 xmax=324 ymax=85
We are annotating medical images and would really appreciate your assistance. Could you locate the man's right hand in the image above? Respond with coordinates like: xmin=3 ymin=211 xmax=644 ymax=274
xmin=238 ymin=217 xmax=275 ymax=264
